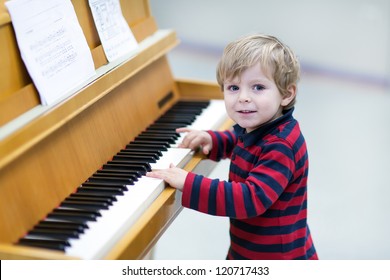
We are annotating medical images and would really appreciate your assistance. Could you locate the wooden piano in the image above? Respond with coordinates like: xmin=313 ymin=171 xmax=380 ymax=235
xmin=0 ymin=0 xmax=233 ymax=259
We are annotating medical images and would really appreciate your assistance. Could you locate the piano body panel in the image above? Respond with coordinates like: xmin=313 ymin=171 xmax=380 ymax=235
xmin=175 ymin=78 xmax=224 ymax=101
xmin=0 ymin=0 xmax=233 ymax=260
xmin=0 ymin=84 xmax=40 ymax=129
xmin=0 ymin=15 xmax=35 ymax=126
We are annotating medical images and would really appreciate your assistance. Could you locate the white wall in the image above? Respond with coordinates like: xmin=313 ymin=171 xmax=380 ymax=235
xmin=150 ymin=0 xmax=390 ymax=84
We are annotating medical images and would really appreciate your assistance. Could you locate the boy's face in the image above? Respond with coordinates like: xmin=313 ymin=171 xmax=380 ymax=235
xmin=223 ymin=64 xmax=289 ymax=133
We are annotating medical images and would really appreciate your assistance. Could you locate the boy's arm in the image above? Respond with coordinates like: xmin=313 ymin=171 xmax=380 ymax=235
xmin=207 ymin=129 xmax=237 ymax=161
xmin=182 ymin=139 xmax=297 ymax=218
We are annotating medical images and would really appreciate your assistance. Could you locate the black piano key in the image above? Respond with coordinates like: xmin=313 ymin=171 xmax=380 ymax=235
xmin=117 ymin=150 xmax=160 ymax=161
xmin=77 ymin=186 xmax=125 ymax=196
xmin=36 ymin=220 xmax=87 ymax=232
xmin=144 ymin=127 xmax=176 ymax=133
xmin=128 ymin=140 xmax=170 ymax=148
xmin=154 ymin=119 xmax=193 ymax=126
xmin=106 ymin=158 xmax=150 ymax=170
xmin=107 ymin=159 xmax=153 ymax=167
xmin=134 ymin=135 xmax=176 ymax=144
xmin=125 ymin=143 xmax=168 ymax=151
xmin=158 ymin=112 xmax=197 ymax=119
xmin=140 ymin=131 xmax=180 ymax=139
xmin=18 ymin=238 xmax=70 ymax=251
xmin=94 ymin=170 xmax=139 ymax=181
xmin=166 ymin=108 xmax=203 ymax=115
xmin=121 ymin=146 xmax=163 ymax=156
xmin=60 ymin=200 xmax=110 ymax=211
xmin=82 ymin=181 xmax=129 ymax=190
xmin=147 ymin=123 xmax=184 ymax=129
xmin=143 ymin=129 xmax=181 ymax=137
xmin=112 ymin=154 xmax=156 ymax=163
xmin=87 ymin=176 xmax=134 ymax=185
xmin=156 ymin=113 xmax=196 ymax=120
xmin=66 ymin=194 xmax=114 ymax=205
xmin=53 ymin=208 xmax=101 ymax=217
xmin=48 ymin=212 xmax=97 ymax=222
xmin=97 ymin=168 xmax=144 ymax=178
xmin=70 ymin=192 xmax=118 ymax=201
xmin=165 ymin=108 xmax=203 ymax=113
xmin=103 ymin=163 xmax=150 ymax=173
xmin=28 ymin=228 xmax=80 ymax=239
xmin=135 ymin=132 xmax=178 ymax=139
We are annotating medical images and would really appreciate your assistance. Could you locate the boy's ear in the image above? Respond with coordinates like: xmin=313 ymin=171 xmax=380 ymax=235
xmin=281 ymin=84 xmax=296 ymax=106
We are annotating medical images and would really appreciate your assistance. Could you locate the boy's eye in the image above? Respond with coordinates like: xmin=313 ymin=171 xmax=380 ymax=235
xmin=253 ymin=84 xmax=265 ymax=91
xmin=227 ymin=85 xmax=239 ymax=91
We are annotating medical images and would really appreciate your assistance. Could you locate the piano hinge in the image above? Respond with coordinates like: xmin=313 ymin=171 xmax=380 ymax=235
xmin=158 ymin=91 xmax=174 ymax=109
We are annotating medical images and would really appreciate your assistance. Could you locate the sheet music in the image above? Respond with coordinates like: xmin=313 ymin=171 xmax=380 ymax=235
xmin=89 ymin=0 xmax=138 ymax=62
xmin=5 ymin=0 xmax=96 ymax=106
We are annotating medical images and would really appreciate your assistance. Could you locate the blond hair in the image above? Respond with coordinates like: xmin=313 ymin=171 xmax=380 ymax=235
xmin=216 ymin=34 xmax=300 ymax=109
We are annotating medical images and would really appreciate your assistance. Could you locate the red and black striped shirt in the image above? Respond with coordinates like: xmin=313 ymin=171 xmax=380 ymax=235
xmin=182 ymin=108 xmax=318 ymax=259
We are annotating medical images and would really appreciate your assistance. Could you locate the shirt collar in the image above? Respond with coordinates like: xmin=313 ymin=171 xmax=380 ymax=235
xmin=233 ymin=108 xmax=295 ymax=147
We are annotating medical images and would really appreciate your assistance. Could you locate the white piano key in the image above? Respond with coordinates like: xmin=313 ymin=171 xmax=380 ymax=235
xmin=150 ymin=148 xmax=192 ymax=170
xmin=189 ymin=99 xmax=227 ymax=130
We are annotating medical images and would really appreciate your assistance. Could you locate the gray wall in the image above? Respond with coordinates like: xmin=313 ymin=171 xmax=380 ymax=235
xmin=150 ymin=0 xmax=390 ymax=85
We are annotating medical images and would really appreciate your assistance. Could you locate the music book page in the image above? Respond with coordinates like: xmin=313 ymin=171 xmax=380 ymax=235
xmin=5 ymin=0 xmax=96 ymax=106
xmin=89 ymin=0 xmax=139 ymax=62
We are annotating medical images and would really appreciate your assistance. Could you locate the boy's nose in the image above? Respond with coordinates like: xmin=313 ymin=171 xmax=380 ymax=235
xmin=238 ymin=90 xmax=251 ymax=103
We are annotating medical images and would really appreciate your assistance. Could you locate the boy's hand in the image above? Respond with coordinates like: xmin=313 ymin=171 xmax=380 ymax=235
xmin=146 ymin=164 xmax=188 ymax=191
xmin=176 ymin=127 xmax=212 ymax=155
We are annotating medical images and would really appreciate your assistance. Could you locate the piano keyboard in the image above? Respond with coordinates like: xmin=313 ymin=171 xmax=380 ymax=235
xmin=16 ymin=99 xmax=227 ymax=259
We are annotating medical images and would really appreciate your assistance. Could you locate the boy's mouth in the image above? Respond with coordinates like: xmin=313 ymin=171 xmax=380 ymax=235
xmin=238 ymin=110 xmax=256 ymax=114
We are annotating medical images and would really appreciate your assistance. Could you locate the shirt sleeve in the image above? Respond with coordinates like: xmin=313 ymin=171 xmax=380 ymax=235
xmin=182 ymin=139 xmax=296 ymax=219
xmin=207 ymin=130 xmax=237 ymax=161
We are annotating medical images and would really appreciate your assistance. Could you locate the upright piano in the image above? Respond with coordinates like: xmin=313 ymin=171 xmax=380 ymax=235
xmin=0 ymin=0 xmax=233 ymax=259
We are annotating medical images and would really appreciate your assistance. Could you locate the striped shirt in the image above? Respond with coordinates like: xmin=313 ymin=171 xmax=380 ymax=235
xmin=182 ymin=108 xmax=318 ymax=259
